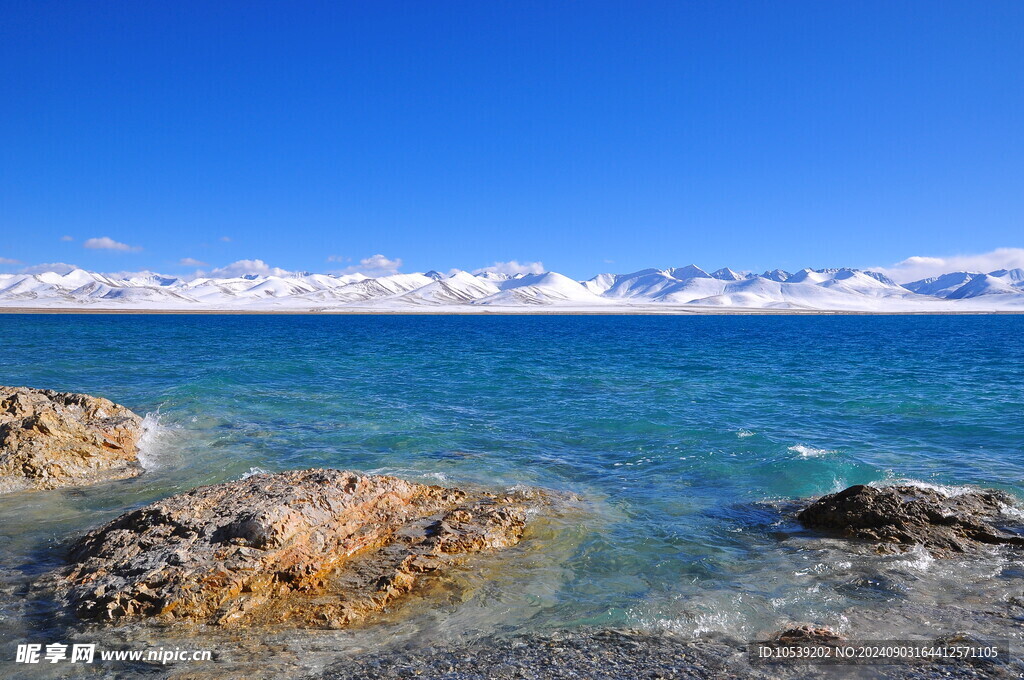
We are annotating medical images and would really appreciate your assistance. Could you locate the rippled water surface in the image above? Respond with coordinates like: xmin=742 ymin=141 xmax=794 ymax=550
xmin=1 ymin=314 xmax=1023 ymax=676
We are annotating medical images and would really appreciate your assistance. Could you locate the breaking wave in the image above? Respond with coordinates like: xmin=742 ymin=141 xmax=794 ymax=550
xmin=788 ymin=444 xmax=834 ymax=458
xmin=870 ymin=478 xmax=978 ymax=497
xmin=136 ymin=412 xmax=179 ymax=470
xmin=241 ymin=466 xmax=270 ymax=479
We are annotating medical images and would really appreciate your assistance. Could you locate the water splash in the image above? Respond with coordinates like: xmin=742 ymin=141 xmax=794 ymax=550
xmin=788 ymin=444 xmax=835 ymax=458
xmin=871 ymin=477 xmax=977 ymax=497
xmin=899 ymin=545 xmax=936 ymax=572
xmin=241 ymin=466 xmax=270 ymax=479
xmin=136 ymin=412 xmax=179 ymax=470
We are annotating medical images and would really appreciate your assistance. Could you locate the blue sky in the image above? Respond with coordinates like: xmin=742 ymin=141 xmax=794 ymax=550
xmin=1 ymin=1 xmax=1023 ymax=280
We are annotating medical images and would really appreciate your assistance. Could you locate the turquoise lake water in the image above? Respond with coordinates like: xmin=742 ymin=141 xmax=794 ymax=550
xmin=1 ymin=314 xmax=1023 ymax=675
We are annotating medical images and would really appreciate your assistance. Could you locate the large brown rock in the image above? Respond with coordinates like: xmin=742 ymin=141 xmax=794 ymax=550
xmin=797 ymin=484 xmax=1024 ymax=555
xmin=0 ymin=386 xmax=144 ymax=493
xmin=49 ymin=468 xmax=539 ymax=628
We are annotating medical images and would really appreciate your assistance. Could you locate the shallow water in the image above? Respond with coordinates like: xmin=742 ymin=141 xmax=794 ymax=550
xmin=1 ymin=314 xmax=1022 ymax=676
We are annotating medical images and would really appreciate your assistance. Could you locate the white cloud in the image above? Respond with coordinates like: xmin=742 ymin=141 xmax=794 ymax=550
xmin=0 ymin=256 xmax=21 ymax=265
xmin=60 ymin=235 xmax=74 ymax=242
xmin=472 ymin=260 xmax=545 ymax=276
xmin=334 ymin=254 xmax=403 ymax=276
xmin=83 ymin=236 xmax=142 ymax=252
xmin=872 ymin=247 xmax=1024 ymax=283
xmin=326 ymin=255 xmax=351 ymax=263
xmin=18 ymin=262 xmax=79 ymax=275
xmin=207 ymin=259 xmax=294 ymax=278
xmin=219 ymin=236 xmax=232 ymax=242
xmin=178 ymin=257 xmax=208 ymax=267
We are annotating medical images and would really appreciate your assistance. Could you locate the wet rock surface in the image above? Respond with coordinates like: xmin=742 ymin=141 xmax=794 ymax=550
xmin=797 ymin=484 xmax=1024 ymax=555
xmin=773 ymin=625 xmax=843 ymax=646
xmin=0 ymin=385 xmax=143 ymax=493
xmin=48 ymin=468 xmax=539 ymax=627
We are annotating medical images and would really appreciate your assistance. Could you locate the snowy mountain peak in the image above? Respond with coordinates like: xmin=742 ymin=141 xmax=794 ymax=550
xmin=476 ymin=271 xmax=512 ymax=281
xmin=761 ymin=269 xmax=791 ymax=282
xmin=989 ymin=268 xmax=1024 ymax=283
xmin=668 ymin=265 xmax=711 ymax=280
xmin=903 ymin=272 xmax=980 ymax=296
xmin=860 ymin=270 xmax=899 ymax=286
xmin=710 ymin=267 xmax=745 ymax=281
xmin=945 ymin=273 xmax=1020 ymax=299
xmin=120 ymin=272 xmax=181 ymax=287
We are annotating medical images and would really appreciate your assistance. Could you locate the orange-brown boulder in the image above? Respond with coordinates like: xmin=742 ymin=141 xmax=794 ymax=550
xmin=50 ymin=468 xmax=539 ymax=628
xmin=0 ymin=386 xmax=143 ymax=493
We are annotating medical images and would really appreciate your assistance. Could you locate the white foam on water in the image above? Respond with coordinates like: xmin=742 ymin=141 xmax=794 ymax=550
xmin=689 ymin=610 xmax=738 ymax=637
xmin=736 ymin=429 xmax=755 ymax=438
xmin=870 ymin=478 xmax=976 ymax=497
xmin=628 ymin=591 xmax=769 ymax=640
xmin=630 ymin=610 xmax=739 ymax=639
xmin=794 ymin=561 xmax=847 ymax=577
xmin=998 ymin=502 xmax=1024 ymax=519
xmin=241 ymin=466 xmax=270 ymax=479
xmin=788 ymin=444 xmax=834 ymax=458
xmin=827 ymin=476 xmax=848 ymax=493
xmin=365 ymin=467 xmax=450 ymax=483
xmin=136 ymin=412 xmax=178 ymax=470
xmin=900 ymin=545 xmax=935 ymax=572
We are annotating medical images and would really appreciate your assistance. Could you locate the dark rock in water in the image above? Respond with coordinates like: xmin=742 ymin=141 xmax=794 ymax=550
xmin=798 ymin=484 xmax=1024 ymax=555
xmin=0 ymin=386 xmax=144 ymax=493
xmin=46 ymin=468 xmax=540 ymax=627
xmin=835 ymin=574 xmax=908 ymax=602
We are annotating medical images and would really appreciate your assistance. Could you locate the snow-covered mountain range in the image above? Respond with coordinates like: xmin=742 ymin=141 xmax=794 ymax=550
xmin=1 ymin=265 xmax=1023 ymax=312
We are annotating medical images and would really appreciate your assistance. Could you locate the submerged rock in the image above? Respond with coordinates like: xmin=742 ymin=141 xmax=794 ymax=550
xmin=773 ymin=625 xmax=842 ymax=646
xmin=0 ymin=386 xmax=144 ymax=493
xmin=798 ymin=484 xmax=1024 ymax=555
xmin=49 ymin=469 xmax=539 ymax=627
